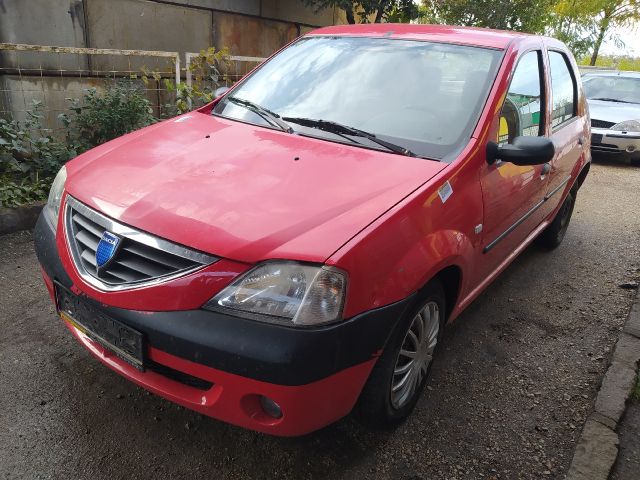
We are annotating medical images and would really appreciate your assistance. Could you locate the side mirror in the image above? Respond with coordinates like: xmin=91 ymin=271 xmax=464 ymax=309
xmin=214 ymin=86 xmax=230 ymax=98
xmin=487 ymin=136 xmax=555 ymax=166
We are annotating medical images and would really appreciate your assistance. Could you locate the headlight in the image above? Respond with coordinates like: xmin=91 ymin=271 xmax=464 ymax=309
xmin=204 ymin=261 xmax=347 ymax=327
xmin=611 ymin=119 xmax=640 ymax=132
xmin=44 ymin=165 xmax=67 ymax=227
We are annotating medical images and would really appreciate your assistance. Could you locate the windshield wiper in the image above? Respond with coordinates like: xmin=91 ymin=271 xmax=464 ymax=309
xmin=282 ymin=117 xmax=416 ymax=157
xmin=226 ymin=97 xmax=293 ymax=133
xmin=591 ymin=97 xmax=635 ymax=104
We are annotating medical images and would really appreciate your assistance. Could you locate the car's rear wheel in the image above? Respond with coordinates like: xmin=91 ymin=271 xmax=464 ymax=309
xmin=355 ymin=280 xmax=445 ymax=428
xmin=536 ymin=190 xmax=576 ymax=249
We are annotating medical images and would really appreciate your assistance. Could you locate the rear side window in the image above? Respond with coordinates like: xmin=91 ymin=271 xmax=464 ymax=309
xmin=549 ymin=51 xmax=577 ymax=128
xmin=498 ymin=51 xmax=543 ymax=145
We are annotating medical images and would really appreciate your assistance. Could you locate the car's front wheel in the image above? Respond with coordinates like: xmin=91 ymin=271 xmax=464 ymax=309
xmin=355 ymin=280 xmax=445 ymax=428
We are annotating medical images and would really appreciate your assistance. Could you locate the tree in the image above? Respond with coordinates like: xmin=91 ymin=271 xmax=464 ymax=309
xmin=586 ymin=0 xmax=640 ymax=65
xmin=420 ymin=0 xmax=555 ymax=33
xmin=548 ymin=0 xmax=639 ymax=65
xmin=302 ymin=0 xmax=419 ymax=24
xmin=547 ymin=0 xmax=601 ymax=59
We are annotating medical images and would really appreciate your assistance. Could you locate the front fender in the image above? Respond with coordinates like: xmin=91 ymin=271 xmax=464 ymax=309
xmin=332 ymin=225 xmax=474 ymax=319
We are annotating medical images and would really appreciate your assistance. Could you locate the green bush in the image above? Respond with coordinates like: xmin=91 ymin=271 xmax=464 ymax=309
xmin=1 ymin=81 xmax=157 ymax=207
xmin=63 ymin=80 xmax=156 ymax=149
xmin=1 ymin=102 xmax=77 ymax=207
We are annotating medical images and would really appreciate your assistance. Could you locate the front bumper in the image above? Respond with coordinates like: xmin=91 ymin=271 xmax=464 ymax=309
xmin=591 ymin=127 xmax=640 ymax=161
xmin=34 ymin=211 xmax=412 ymax=435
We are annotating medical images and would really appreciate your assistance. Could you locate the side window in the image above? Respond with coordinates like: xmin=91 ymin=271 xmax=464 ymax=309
xmin=549 ymin=51 xmax=577 ymax=128
xmin=498 ymin=51 xmax=543 ymax=145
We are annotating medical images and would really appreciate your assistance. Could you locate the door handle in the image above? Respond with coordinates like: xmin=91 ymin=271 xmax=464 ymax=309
xmin=541 ymin=163 xmax=551 ymax=176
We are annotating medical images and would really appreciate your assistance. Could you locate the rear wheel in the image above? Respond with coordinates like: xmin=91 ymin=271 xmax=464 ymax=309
xmin=536 ymin=191 xmax=576 ymax=249
xmin=355 ymin=280 xmax=445 ymax=428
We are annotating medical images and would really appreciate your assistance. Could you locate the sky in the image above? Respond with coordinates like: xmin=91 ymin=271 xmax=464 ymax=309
xmin=601 ymin=25 xmax=640 ymax=56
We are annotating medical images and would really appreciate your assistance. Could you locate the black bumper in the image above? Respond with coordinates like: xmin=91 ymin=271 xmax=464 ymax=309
xmin=34 ymin=212 xmax=414 ymax=386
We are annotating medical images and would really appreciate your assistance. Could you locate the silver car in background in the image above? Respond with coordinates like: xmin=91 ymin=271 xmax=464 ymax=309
xmin=582 ymin=71 xmax=640 ymax=164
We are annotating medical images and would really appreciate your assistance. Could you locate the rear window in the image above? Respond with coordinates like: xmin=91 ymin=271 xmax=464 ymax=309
xmin=213 ymin=36 xmax=502 ymax=161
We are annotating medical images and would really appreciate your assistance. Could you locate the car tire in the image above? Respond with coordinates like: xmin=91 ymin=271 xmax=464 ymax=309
xmin=536 ymin=190 xmax=576 ymax=249
xmin=354 ymin=279 xmax=445 ymax=429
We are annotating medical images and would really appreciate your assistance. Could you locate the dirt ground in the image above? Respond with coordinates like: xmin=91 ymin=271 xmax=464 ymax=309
xmin=1 ymin=161 xmax=639 ymax=480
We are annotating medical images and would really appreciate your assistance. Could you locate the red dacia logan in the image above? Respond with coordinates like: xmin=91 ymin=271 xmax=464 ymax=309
xmin=35 ymin=24 xmax=590 ymax=436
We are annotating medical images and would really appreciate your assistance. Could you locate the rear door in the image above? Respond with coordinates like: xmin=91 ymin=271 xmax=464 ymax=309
xmin=479 ymin=48 xmax=550 ymax=265
xmin=539 ymin=49 xmax=585 ymax=218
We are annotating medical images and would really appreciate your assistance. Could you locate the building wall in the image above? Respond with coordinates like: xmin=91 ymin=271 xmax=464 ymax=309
xmin=0 ymin=0 xmax=344 ymax=128
xmin=0 ymin=0 xmax=344 ymax=62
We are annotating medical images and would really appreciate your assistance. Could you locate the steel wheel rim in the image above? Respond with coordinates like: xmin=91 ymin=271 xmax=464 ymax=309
xmin=390 ymin=301 xmax=440 ymax=409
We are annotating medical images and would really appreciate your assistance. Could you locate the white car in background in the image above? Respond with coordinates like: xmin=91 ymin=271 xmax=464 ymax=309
xmin=583 ymin=71 xmax=640 ymax=165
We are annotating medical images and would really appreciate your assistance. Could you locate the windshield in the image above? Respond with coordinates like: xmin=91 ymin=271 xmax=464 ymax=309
xmin=213 ymin=36 xmax=502 ymax=161
xmin=583 ymin=75 xmax=640 ymax=104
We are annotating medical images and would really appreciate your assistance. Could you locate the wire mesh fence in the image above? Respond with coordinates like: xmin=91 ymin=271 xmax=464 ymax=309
xmin=0 ymin=43 xmax=265 ymax=136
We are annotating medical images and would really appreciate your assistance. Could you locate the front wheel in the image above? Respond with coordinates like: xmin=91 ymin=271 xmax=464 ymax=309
xmin=536 ymin=191 xmax=576 ymax=249
xmin=355 ymin=280 xmax=445 ymax=428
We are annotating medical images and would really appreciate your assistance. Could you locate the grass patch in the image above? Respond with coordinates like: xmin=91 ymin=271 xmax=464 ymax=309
xmin=632 ymin=371 xmax=640 ymax=402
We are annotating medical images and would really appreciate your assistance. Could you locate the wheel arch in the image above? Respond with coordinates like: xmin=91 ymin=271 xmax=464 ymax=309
xmin=415 ymin=264 xmax=462 ymax=323
xmin=572 ymin=161 xmax=590 ymax=194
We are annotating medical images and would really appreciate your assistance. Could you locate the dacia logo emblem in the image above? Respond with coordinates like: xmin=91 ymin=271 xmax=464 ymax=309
xmin=95 ymin=231 xmax=121 ymax=274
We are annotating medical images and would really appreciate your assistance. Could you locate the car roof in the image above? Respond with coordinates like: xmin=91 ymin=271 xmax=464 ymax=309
xmin=307 ymin=24 xmax=551 ymax=50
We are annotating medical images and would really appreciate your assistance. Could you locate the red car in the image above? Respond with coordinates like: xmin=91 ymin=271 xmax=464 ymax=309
xmin=35 ymin=24 xmax=590 ymax=436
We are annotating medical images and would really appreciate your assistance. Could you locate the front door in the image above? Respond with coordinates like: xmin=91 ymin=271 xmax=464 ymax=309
xmin=479 ymin=49 xmax=550 ymax=272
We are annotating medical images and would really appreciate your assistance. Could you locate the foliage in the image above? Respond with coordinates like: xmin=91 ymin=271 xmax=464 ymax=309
xmin=546 ymin=1 xmax=601 ymax=59
xmin=548 ymin=0 xmax=640 ymax=65
xmin=61 ymin=80 xmax=156 ymax=149
xmin=1 ymin=82 xmax=157 ymax=207
xmin=302 ymin=0 xmax=419 ymax=24
xmin=142 ymin=47 xmax=230 ymax=116
xmin=0 ymin=176 xmax=51 ymax=208
xmin=0 ymin=102 xmax=78 ymax=207
xmin=420 ymin=0 xmax=555 ymax=32
xmin=633 ymin=372 xmax=640 ymax=402
xmin=579 ymin=54 xmax=640 ymax=70
xmin=1 ymin=102 xmax=76 ymax=180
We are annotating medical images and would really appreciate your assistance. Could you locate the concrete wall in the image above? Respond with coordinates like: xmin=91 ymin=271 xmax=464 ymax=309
xmin=0 ymin=0 xmax=343 ymax=58
xmin=0 ymin=0 xmax=88 ymax=70
xmin=0 ymin=0 xmax=344 ymax=129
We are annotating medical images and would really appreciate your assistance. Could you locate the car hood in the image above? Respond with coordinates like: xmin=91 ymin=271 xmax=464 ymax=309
xmin=65 ymin=112 xmax=445 ymax=264
xmin=587 ymin=99 xmax=640 ymax=124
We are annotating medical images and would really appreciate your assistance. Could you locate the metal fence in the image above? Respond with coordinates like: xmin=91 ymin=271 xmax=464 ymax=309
xmin=0 ymin=43 xmax=265 ymax=135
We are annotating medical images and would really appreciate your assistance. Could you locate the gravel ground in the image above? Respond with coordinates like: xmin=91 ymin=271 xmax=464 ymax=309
xmin=1 ymin=161 xmax=639 ymax=480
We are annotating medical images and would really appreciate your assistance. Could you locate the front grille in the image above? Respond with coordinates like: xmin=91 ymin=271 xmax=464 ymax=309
xmin=591 ymin=119 xmax=615 ymax=129
xmin=65 ymin=196 xmax=217 ymax=290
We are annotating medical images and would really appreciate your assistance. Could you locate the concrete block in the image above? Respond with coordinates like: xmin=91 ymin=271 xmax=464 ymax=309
xmin=612 ymin=332 xmax=640 ymax=366
xmin=0 ymin=203 xmax=45 ymax=234
xmin=594 ymin=360 xmax=637 ymax=424
xmin=589 ymin=411 xmax=617 ymax=430
xmin=624 ymin=291 xmax=640 ymax=339
xmin=566 ymin=419 xmax=618 ymax=480
xmin=0 ymin=0 xmax=88 ymax=71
